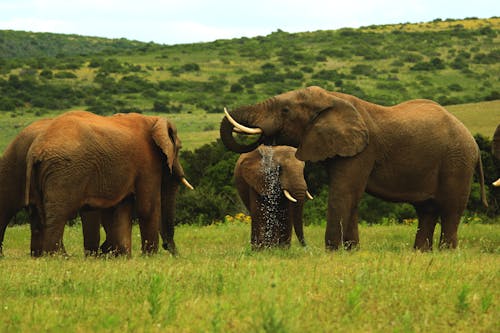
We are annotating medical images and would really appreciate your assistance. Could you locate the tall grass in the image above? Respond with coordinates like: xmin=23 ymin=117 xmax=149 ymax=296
xmin=0 ymin=222 xmax=498 ymax=332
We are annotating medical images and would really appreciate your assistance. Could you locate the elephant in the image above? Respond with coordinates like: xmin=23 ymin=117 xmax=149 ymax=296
xmin=234 ymin=145 xmax=313 ymax=249
xmin=25 ymin=110 xmax=192 ymax=256
xmin=0 ymin=118 xmax=140 ymax=256
xmin=0 ymin=119 xmax=53 ymax=256
xmin=492 ymin=124 xmax=500 ymax=187
xmin=220 ymin=86 xmax=488 ymax=251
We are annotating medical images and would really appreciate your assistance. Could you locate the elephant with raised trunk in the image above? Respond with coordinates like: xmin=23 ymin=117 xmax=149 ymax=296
xmin=221 ymin=86 xmax=488 ymax=251
xmin=26 ymin=111 xmax=192 ymax=256
xmin=492 ymin=124 xmax=500 ymax=187
xmin=235 ymin=145 xmax=312 ymax=249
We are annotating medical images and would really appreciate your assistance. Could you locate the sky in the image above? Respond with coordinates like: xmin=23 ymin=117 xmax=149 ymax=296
xmin=0 ymin=0 xmax=498 ymax=45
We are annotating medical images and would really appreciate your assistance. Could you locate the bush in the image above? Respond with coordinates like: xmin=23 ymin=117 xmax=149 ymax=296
xmin=54 ymin=71 xmax=77 ymax=79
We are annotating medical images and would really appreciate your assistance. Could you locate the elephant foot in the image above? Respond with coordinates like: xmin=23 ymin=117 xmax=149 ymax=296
xmin=99 ymin=240 xmax=113 ymax=254
xmin=84 ymin=249 xmax=99 ymax=257
xmin=162 ymin=242 xmax=178 ymax=256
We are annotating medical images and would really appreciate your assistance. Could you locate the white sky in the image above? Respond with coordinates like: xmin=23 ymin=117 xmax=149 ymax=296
xmin=0 ymin=0 xmax=498 ymax=45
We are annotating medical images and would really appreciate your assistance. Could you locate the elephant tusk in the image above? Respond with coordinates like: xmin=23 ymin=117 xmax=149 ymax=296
xmin=283 ymin=189 xmax=297 ymax=203
xmin=306 ymin=191 xmax=314 ymax=200
xmin=224 ymin=107 xmax=263 ymax=135
xmin=182 ymin=177 xmax=194 ymax=190
xmin=493 ymin=178 xmax=500 ymax=187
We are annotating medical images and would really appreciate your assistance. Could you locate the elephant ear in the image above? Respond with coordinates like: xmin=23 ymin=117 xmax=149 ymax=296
xmin=296 ymin=98 xmax=369 ymax=162
xmin=493 ymin=124 xmax=500 ymax=159
xmin=239 ymin=152 xmax=268 ymax=195
xmin=151 ymin=117 xmax=175 ymax=172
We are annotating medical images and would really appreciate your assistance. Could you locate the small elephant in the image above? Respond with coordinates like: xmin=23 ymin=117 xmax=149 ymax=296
xmin=221 ymin=86 xmax=488 ymax=251
xmin=492 ymin=124 xmax=500 ymax=187
xmin=234 ymin=145 xmax=312 ymax=249
xmin=25 ymin=111 xmax=192 ymax=256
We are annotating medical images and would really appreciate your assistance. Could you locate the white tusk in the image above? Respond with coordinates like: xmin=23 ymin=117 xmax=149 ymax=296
xmin=306 ymin=191 xmax=314 ymax=200
xmin=283 ymin=189 xmax=297 ymax=203
xmin=182 ymin=178 xmax=194 ymax=190
xmin=224 ymin=107 xmax=263 ymax=135
xmin=493 ymin=178 xmax=500 ymax=187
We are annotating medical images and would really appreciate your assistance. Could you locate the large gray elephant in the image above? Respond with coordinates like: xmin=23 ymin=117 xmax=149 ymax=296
xmin=220 ymin=86 xmax=488 ymax=251
xmin=25 ymin=111 xmax=192 ymax=256
xmin=492 ymin=124 xmax=500 ymax=187
xmin=235 ymin=145 xmax=312 ymax=249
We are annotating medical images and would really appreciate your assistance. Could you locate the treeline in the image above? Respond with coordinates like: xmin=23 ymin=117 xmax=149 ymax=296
xmin=0 ymin=18 xmax=499 ymax=116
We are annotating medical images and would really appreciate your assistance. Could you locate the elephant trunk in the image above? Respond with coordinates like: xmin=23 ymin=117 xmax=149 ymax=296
xmin=220 ymin=108 xmax=264 ymax=153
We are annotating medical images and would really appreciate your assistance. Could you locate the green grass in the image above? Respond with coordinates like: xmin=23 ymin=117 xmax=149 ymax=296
xmin=0 ymin=222 xmax=498 ymax=332
xmin=447 ymin=100 xmax=500 ymax=138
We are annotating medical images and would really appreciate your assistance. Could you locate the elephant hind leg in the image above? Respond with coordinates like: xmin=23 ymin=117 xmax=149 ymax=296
xmin=413 ymin=201 xmax=439 ymax=251
xmin=439 ymin=211 xmax=461 ymax=249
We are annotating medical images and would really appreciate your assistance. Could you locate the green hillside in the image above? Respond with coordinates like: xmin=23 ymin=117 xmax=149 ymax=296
xmin=0 ymin=17 xmax=498 ymax=120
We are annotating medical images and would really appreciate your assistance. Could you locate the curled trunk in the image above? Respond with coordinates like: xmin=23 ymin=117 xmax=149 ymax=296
xmin=220 ymin=116 xmax=263 ymax=153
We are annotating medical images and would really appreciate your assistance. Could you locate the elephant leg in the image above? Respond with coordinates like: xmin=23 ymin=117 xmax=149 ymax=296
xmin=439 ymin=211 xmax=461 ymax=249
xmin=81 ymin=210 xmax=102 ymax=256
xmin=413 ymin=201 xmax=439 ymax=251
xmin=41 ymin=217 xmax=66 ymax=255
xmin=109 ymin=201 xmax=133 ymax=256
xmin=99 ymin=209 xmax=114 ymax=254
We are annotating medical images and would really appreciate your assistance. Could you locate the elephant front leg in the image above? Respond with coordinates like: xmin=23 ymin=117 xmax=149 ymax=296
xmin=81 ymin=210 xmax=103 ymax=256
xmin=325 ymin=159 xmax=369 ymax=251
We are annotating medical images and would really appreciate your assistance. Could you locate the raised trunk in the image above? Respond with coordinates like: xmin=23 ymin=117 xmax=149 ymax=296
xmin=220 ymin=115 xmax=263 ymax=153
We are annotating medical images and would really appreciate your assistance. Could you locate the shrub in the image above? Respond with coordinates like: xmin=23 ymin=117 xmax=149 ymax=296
xmin=54 ymin=71 xmax=77 ymax=79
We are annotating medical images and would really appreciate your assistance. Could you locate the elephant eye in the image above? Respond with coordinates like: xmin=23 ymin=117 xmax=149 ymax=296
xmin=281 ymin=107 xmax=290 ymax=114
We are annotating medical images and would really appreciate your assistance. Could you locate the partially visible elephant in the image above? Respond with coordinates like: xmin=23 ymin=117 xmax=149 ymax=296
xmin=221 ymin=86 xmax=488 ymax=251
xmin=26 ymin=111 xmax=191 ymax=256
xmin=492 ymin=124 xmax=500 ymax=187
xmin=0 ymin=119 xmax=52 ymax=256
xmin=234 ymin=145 xmax=312 ymax=249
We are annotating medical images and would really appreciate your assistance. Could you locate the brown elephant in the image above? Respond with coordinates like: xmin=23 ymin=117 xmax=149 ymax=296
xmin=235 ymin=145 xmax=312 ymax=249
xmin=220 ymin=86 xmax=488 ymax=251
xmin=492 ymin=124 xmax=500 ymax=187
xmin=26 ymin=111 xmax=192 ymax=256
xmin=0 ymin=119 xmax=52 ymax=256
xmin=0 ymin=118 xmax=131 ymax=257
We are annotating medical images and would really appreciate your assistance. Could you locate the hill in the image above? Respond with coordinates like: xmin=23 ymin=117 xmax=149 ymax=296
xmin=0 ymin=17 xmax=499 ymax=149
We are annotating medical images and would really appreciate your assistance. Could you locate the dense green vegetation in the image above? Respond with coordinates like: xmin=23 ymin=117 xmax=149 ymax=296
xmin=0 ymin=222 xmax=498 ymax=332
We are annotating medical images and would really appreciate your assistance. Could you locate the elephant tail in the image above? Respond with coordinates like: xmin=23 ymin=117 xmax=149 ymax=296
xmin=24 ymin=153 xmax=40 ymax=207
xmin=476 ymin=154 xmax=488 ymax=208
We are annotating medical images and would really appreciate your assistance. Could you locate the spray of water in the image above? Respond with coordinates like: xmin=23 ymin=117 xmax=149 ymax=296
xmin=258 ymin=146 xmax=286 ymax=246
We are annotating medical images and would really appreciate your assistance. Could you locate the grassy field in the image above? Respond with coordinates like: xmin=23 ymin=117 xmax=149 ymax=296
xmin=1 ymin=98 xmax=499 ymax=153
xmin=0 ymin=221 xmax=498 ymax=332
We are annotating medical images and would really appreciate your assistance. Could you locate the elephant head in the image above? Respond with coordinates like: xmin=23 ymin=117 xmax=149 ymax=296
xmin=220 ymin=86 xmax=369 ymax=162
xmin=238 ymin=145 xmax=312 ymax=203
xmin=151 ymin=117 xmax=193 ymax=254
xmin=493 ymin=124 xmax=500 ymax=187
